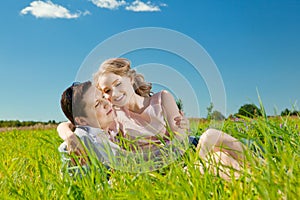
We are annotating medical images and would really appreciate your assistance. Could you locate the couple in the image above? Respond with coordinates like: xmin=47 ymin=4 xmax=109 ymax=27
xmin=58 ymin=58 xmax=246 ymax=179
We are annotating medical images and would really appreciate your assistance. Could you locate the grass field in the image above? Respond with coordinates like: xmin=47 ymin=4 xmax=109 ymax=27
xmin=0 ymin=115 xmax=299 ymax=199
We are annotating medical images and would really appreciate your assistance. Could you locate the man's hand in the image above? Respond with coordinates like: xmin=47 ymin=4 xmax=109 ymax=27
xmin=66 ymin=134 xmax=88 ymax=166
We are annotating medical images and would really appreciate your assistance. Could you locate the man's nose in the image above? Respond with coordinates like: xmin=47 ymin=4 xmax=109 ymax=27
xmin=103 ymin=101 xmax=108 ymax=109
xmin=101 ymin=98 xmax=110 ymax=108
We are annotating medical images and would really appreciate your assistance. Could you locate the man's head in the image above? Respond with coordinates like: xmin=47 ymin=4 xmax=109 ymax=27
xmin=60 ymin=81 xmax=115 ymax=129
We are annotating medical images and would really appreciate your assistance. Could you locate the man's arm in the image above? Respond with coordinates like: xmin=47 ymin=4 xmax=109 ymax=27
xmin=57 ymin=121 xmax=75 ymax=140
xmin=57 ymin=122 xmax=87 ymax=164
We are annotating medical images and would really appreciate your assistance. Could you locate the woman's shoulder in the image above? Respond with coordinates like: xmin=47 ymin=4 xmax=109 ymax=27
xmin=152 ymin=90 xmax=170 ymax=99
xmin=160 ymin=90 xmax=173 ymax=102
xmin=150 ymin=90 xmax=168 ymax=105
xmin=149 ymin=90 xmax=174 ymax=109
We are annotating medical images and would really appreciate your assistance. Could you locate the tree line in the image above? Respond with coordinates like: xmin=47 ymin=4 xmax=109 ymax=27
xmin=206 ymin=103 xmax=300 ymax=120
xmin=0 ymin=120 xmax=57 ymax=128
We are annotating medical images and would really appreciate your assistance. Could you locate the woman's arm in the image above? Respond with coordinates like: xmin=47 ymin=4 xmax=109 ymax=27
xmin=161 ymin=90 xmax=189 ymax=136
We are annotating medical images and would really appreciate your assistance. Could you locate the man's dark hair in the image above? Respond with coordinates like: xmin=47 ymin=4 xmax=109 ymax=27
xmin=60 ymin=81 xmax=92 ymax=125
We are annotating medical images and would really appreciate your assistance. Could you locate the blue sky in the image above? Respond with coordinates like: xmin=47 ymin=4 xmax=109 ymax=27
xmin=1 ymin=0 xmax=300 ymax=122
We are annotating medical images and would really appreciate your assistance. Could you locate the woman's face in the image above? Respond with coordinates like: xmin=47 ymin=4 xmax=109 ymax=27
xmin=97 ymin=72 xmax=135 ymax=107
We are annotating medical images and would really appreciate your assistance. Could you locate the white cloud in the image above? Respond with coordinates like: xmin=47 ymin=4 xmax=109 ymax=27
xmin=90 ymin=0 xmax=126 ymax=9
xmin=82 ymin=10 xmax=92 ymax=16
xmin=125 ymin=0 xmax=161 ymax=12
xmin=20 ymin=0 xmax=166 ymax=19
xmin=159 ymin=3 xmax=167 ymax=7
xmin=20 ymin=1 xmax=83 ymax=19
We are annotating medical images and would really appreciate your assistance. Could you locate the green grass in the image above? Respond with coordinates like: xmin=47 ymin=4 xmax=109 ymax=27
xmin=0 ymin=116 xmax=299 ymax=199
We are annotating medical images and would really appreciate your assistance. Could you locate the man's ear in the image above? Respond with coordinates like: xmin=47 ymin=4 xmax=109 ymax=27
xmin=74 ymin=116 xmax=88 ymax=126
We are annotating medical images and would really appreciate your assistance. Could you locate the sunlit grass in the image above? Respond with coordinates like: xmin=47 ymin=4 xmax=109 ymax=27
xmin=0 ymin=115 xmax=299 ymax=199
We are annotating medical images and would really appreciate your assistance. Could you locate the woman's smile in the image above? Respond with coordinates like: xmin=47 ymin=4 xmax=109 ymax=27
xmin=114 ymin=94 xmax=125 ymax=102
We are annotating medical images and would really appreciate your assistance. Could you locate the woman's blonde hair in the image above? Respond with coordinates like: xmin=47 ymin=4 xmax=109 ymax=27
xmin=93 ymin=58 xmax=152 ymax=97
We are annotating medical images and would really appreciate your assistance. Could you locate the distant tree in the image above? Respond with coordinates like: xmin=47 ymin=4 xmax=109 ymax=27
xmin=48 ymin=120 xmax=56 ymax=124
xmin=205 ymin=103 xmax=225 ymax=120
xmin=206 ymin=102 xmax=214 ymax=120
xmin=291 ymin=110 xmax=299 ymax=116
xmin=13 ymin=120 xmax=21 ymax=127
xmin=281 ymin=108 xmax=299 ymax=116
xmin=211 ymin=110 xmax=226 ymax=121
xmin=176 ymin=99 xmax=183 ymax=112
xmin=236 ymin=104 xmax=262 ymax=118
xmin=281 ymin=108 xmax=291 ymax=116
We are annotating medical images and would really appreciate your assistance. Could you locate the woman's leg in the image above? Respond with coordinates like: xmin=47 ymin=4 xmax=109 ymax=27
xmin=208 ymin=151 xmax=241 ymax=180
xmin=197 ymin=128 xmax=246 ymax=163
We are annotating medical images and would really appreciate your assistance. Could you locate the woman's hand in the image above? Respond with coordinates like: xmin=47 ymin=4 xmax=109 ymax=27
xmin=174 ymin=116 xmax=189 ymax=130
xmin=174 ymin=111 xmax=189 ymax=130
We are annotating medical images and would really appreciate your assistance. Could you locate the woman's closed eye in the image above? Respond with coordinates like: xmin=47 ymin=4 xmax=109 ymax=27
xmin=103 ymin=88 xmax=111 ymax=94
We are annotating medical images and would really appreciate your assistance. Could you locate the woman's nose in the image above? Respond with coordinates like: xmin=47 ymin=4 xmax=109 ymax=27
xmin=111 ymin=89 xmax=118 ymax=98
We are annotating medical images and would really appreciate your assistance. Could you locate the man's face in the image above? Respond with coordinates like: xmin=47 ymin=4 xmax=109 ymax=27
xmin=82 ymin=85 xmax=115 ymax=129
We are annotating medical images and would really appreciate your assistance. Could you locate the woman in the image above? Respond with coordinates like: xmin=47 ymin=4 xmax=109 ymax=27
xmin=93 ymin=58 xmax=189 ymax=149
xmin=93 ymin=58 xmax=247 ymax=178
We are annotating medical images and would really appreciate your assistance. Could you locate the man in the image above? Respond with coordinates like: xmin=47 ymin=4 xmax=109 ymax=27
xmin=58 ymin=81 xmax=120 ymax=169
